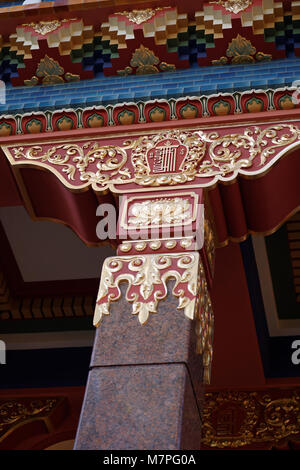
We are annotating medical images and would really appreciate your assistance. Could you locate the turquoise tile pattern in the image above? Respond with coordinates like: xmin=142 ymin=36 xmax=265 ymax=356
xmin=0 ymin=58 xmax=299 ymax=115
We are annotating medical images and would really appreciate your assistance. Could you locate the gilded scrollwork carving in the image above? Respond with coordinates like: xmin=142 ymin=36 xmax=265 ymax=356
xmin=204 ymin=218 xmax=216 ymax=275
xmin=202 ymin=389 xmax=300 ymax=448
xmin=11 ymin=142 xmax=132 ymax=190
xmin=24 ymin=55 xmax=80 ymax=87
xmin=5 ymin=124 xmax=300 ymax=191
xmin=117 ymin=45 xmax=175 ymax=76
xmin=212 ymin=34 xmax=272 ymax=65
xmin=0 ymin=398 xmax=63 ymax=442
xmin=197 ymin=124 xmax=300 ymax=177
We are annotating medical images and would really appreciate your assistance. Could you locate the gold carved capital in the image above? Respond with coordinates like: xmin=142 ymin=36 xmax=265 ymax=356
xmin=94 ymin=252 xmax=214 ymax=384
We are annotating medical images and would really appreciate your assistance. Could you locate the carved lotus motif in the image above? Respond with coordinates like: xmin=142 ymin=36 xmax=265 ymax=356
xmin=128 ymin=198 xmax=191 ymax=227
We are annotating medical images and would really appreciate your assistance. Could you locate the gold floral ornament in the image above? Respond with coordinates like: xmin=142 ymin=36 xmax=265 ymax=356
xmin=115 ymin=8 xmax=165 ymax=24
xmin=5 ymin=125 xmax=300 ymax=191
xmin=93 ymin=253 xmax=200 ymax=326
xmin=117 ymin=45 xmax=175 ymax=76
xmin=23 ymin=19 xmax=64 ymax=35
xmin=197 ymin=124 xmax=300 ymax=176
xmin=212 ymin=34 xmax=272 ymax=65
xmin=94 ymin=252 xmax=214 ymax=383
xmin=128 ymin=198 xmax=192 ymax=227
xmin=11 ymin=142 xmax=132 ymax=191
xmin=24 ymin=55 xmax=80 ymax=86
xmin=210 ymin=0 xmax=252 ymax=14
xmin=0 ymin=398 xmax=62 ymax=440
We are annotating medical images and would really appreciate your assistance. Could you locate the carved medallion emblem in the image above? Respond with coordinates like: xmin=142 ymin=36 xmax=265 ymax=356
xmin=130 ymin=130 xmax=206 ymax=186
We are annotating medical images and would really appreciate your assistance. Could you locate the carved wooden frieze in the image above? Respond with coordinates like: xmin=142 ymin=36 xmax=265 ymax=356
xmin=3 ymin=124 xmax=300 ymax=194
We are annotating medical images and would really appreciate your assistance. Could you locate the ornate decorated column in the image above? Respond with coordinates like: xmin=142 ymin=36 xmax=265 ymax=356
xmin=3 ymin=121 xmax=300 ymax=449
xmin=72 ymin=135 xmax=215 ymax=450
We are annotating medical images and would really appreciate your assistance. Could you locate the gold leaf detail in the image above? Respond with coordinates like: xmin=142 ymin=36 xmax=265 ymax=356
xmin=213 ymin=35 xmax=272 ymax=65
xmin=202 ymin=390 xmax=300 ymax=448
xmin=36 ymin=55 xmax=64 ymax=78
xmin=11 ymin=142 xmax=131 ymax=191
xmin=128 ymin=198 xmax=191 ymax=227
xmin=118 ymin=45 xmax=175 ymax=76
xmin=210 ymin=0 xmax=252 ymax=14
xmin=116 ymin=8 xmax=165 ymax=24
xmin=94 ymin=253 xmax=201 ymax=327
xmin=24 ymin=55 xmax=81 ymax=87
xmin=23 ymin=20 xmax=63 ymax=35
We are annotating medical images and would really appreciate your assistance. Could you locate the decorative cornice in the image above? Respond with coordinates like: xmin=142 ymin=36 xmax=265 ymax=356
xmin=3 ymin=124 xmax=300 ymax=193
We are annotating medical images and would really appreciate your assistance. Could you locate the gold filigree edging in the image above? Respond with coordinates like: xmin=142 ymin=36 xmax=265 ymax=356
xmin=195 ymin=262 xmax=214 ymax=384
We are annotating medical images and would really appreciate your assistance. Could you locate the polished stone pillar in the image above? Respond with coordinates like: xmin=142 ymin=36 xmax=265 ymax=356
xmin=74 ymin=284 xmax=204 ymax=450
